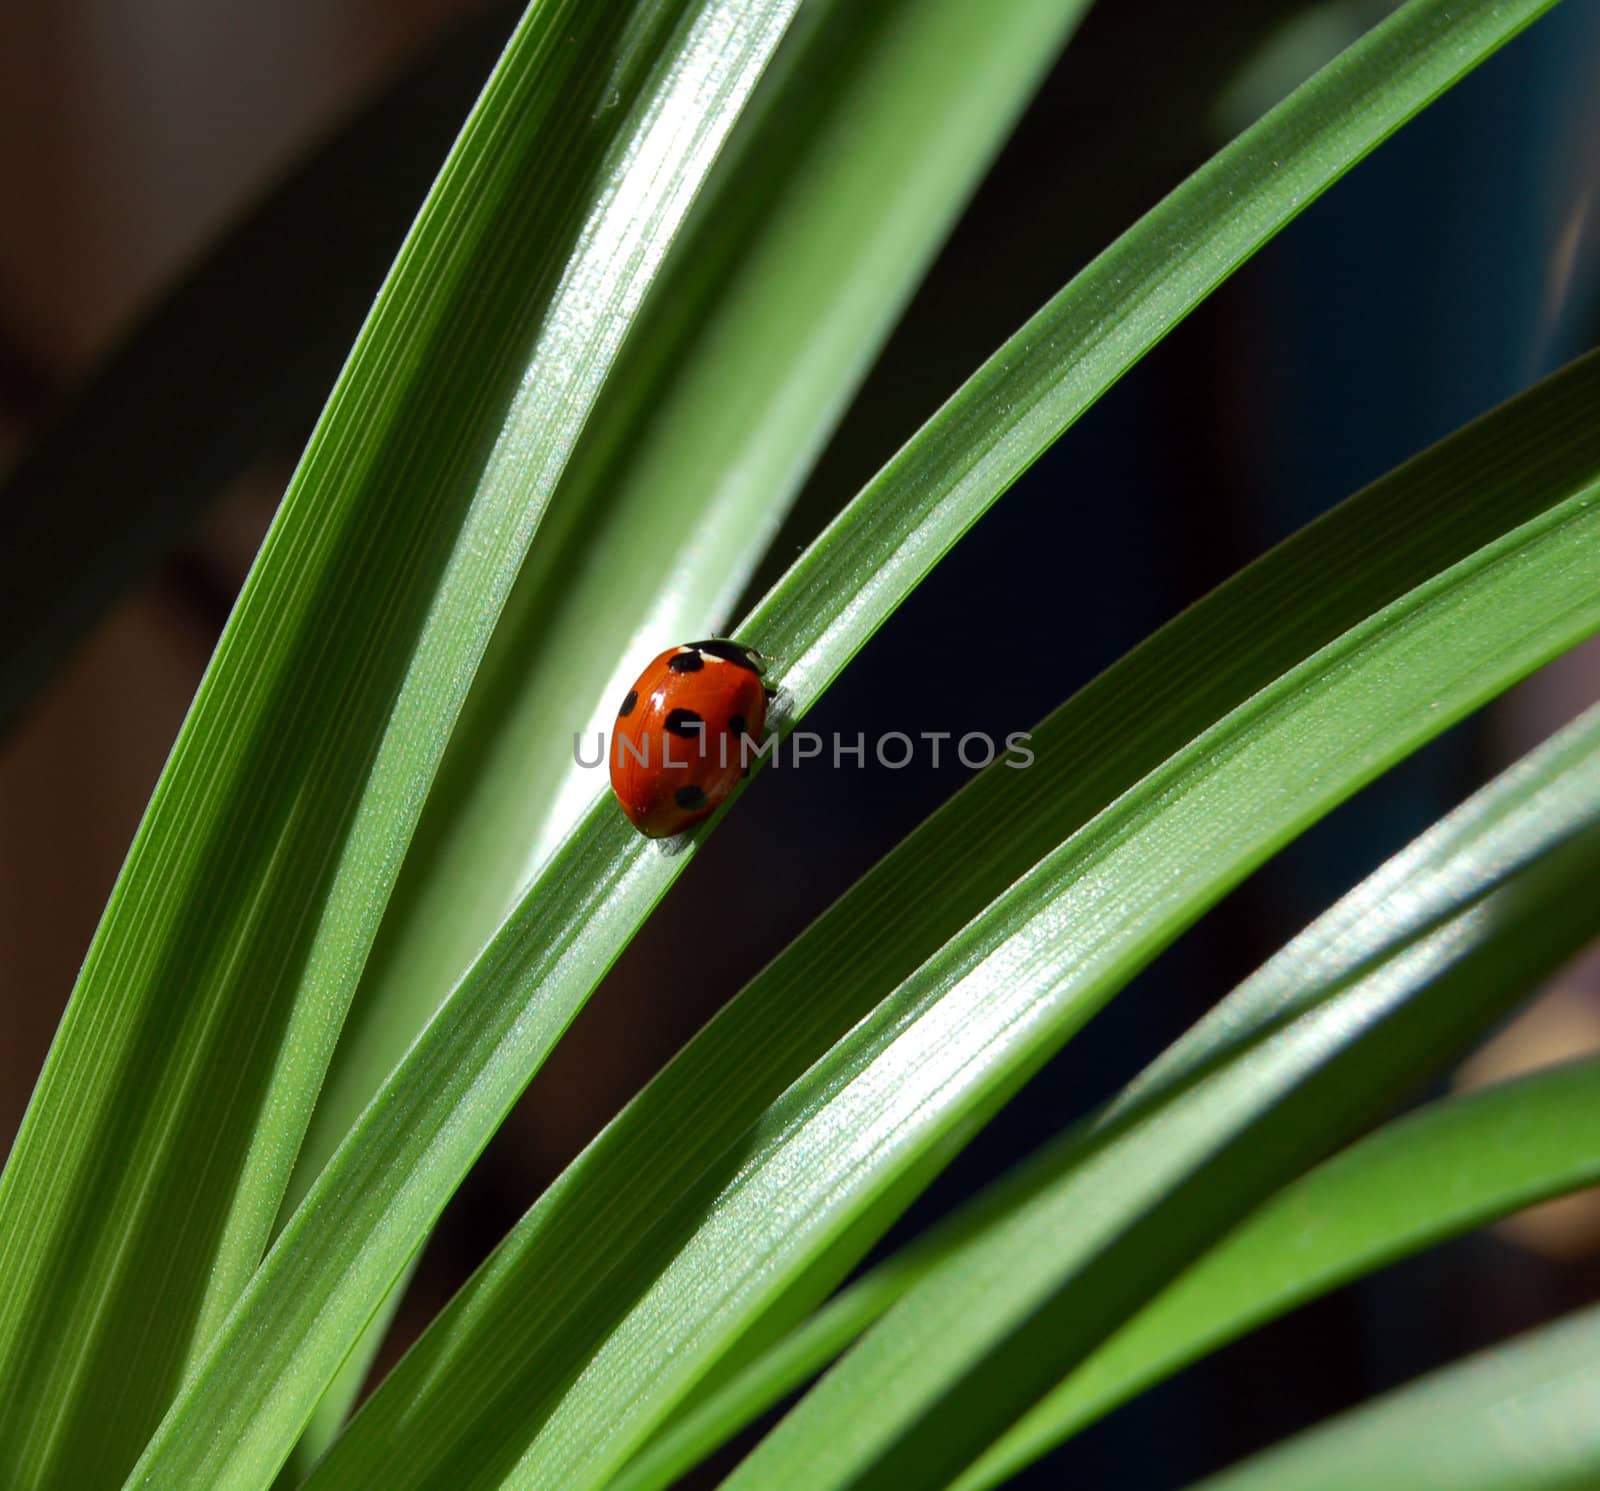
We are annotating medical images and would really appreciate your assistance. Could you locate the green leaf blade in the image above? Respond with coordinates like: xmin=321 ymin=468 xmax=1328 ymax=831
xmin=745 ymin=0 xmax=1567 ymax=702
xmin=277 ymin=0 xmax=1095 ymax=1463
xmin=285 ymin=0 xmax=1097 ymax=1252
xmin=0 ymin=2 xmax=804 ymax=1486
xmin=674 ymin=698 xmax=1600 ymax=1491
xmin=1187 ymin=1302 xmax=1600 ymax=1491
xmin=297 ymin=379 xmax=1600 ymax=1488
xmin=964 ymin=1056 xmax=1600 ymax=1489
xmin=122 ymin=4 xmax=1589 ymax=1485
xmin=609 ymin=1049 xmax=1600 ymax=1491
xmin=719 ymin=775 xmax=1600 ymax=1491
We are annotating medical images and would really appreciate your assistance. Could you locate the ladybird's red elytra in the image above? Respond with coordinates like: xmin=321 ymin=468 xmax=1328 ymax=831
xmin=610 ymin=639 xmax=771 ymax=838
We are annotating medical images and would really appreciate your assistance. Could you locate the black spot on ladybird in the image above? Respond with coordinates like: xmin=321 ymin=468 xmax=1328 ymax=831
xmin=668 ymin=649 xmax=704 ymax=673
xmin=618 ymin=689 xmax=638 ymax=717
xmin=674 ymin=784 xmax=707 ymax=810
xmin=727 ymin=714 xmax=747 ymax=739
xmin=665 ymin=708 xmax=704 ymax=737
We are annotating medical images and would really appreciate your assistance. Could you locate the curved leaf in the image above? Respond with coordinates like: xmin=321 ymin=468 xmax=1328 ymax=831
xmin=0 ymin=2 xmax=804 ymax=1486
xmin=302 ymin=370 xmax=1600 ymax=1488
xmin=649 ymin=700 xmax=1600 ymax=1491
xmin=614 ymin=1054 xmax=1600 ymax=1491
xmin=1186 ymin=1301 xmax=1600 ymax=1491
xmin=962 ymin=1055 xmax=1600 ymax=1488
xmin=280 ymin=0 xmax=1093 ymax=1460
xmin=131 ymin=4 xmax=1584 ymax=1486
xmin=719 ymin=806 xmax=1600 ymax=1491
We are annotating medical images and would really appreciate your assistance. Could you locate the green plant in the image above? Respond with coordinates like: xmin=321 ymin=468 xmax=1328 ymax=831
xmin=1 ymin=1 xmax=1596 ymax=1488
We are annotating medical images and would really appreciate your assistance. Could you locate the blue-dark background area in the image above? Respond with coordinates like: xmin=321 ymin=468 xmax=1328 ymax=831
xmin=460 ymin=3 xmax=1600 ymax=1486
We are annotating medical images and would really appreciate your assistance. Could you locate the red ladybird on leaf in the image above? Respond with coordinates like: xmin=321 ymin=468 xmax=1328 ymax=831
xmin=610 ymin=639 xmax=772 ymax=838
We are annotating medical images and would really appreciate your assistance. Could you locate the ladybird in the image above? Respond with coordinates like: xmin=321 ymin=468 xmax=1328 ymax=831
xmin=610 ymin=639 xmax=772 ymax=838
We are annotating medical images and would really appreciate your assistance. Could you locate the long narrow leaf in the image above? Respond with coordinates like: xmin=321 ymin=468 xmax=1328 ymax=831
xmin=962 ymin=1056 xmax=1600 ymax=1489
xmin=0 ymin=4 xmax=804 ymax=1487
xmin=615 ymin=1053 xmax=1600 ymax=1491
xmin=280 ymin=0 xmax=1092 ymax=1460
xmin=719 ymin=816 xmax=1600 ymax=1491
xmin=640 ymin=700 xmax=1600 ymax=1491
xmin=301 ymin=378 xmax=1600 ymax=1488
xmin=1186 ymin=1302 xmax=1600 ymax=1491
xmin=620 ymin=696 xmax=1600 ymax=1491
xmin=130 ymin=6 xmax=1583 ymax=1487
xmin=616 ymin=707 xmax=1600 ymax=1491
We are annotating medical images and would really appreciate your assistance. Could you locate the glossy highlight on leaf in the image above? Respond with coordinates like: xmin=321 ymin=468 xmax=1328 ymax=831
xmin=0 ymin=2 xmax=1587 ymax=1490
xmin=719 ymin=784 xmax=1600 ymax=1491
xmin=301 ymin=341 xmax=1600 ymax=1491
xmin=0 ymin=1 xmax=804 ymax=1486
xmin=612 ymin=1049 xmax=1600 ymax=1491
xmin=277 ymin=0 xmax=1093 ymax=1462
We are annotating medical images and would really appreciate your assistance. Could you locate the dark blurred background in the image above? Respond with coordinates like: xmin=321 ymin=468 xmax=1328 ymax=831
xmin=3 ymin=1 xmax=1599 ymax=1485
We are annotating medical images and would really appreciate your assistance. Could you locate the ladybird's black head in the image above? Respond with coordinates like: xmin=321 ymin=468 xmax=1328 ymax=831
xmin=682 ymin=638 xmax=765 ymax=675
